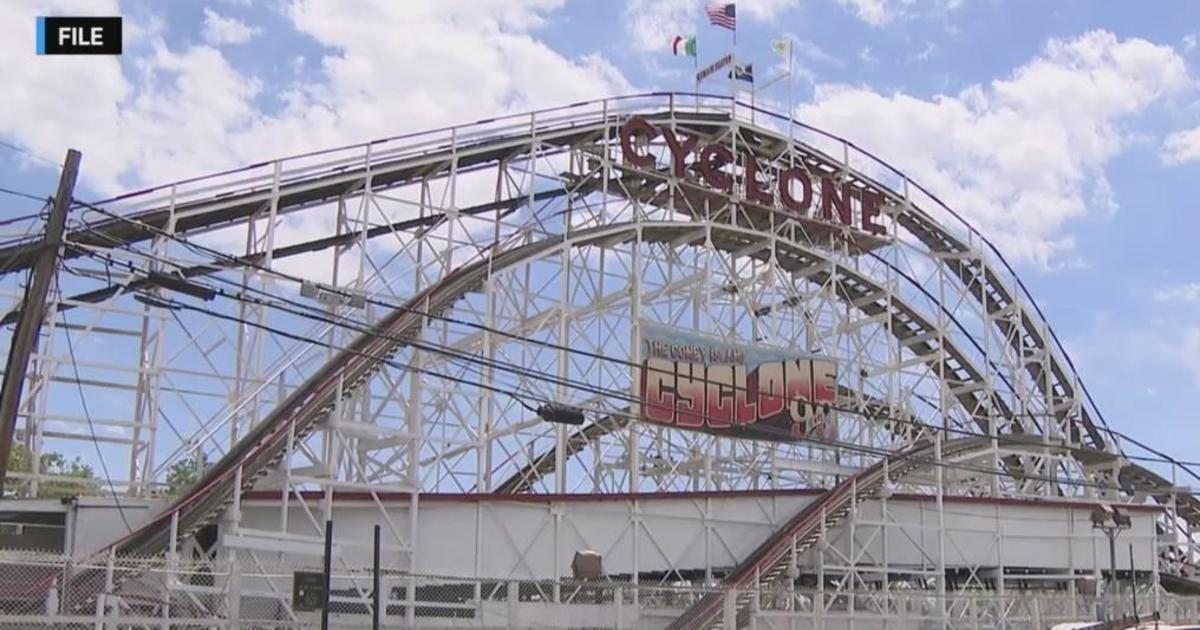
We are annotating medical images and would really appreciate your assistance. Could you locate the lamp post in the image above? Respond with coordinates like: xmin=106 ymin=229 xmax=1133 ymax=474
xmin=1091 ymin=505 xmax=1132 ymax=622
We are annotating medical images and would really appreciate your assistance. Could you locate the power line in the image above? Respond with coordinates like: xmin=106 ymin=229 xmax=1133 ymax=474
xmin=112 ymin=286 xmax=1147 ymax=495
xmin=50 ymin=198 xmax=1200 ymax=510
xmin=0 ymin=139 xmax=64 ymax=171
xmin=60 ymin=310 xmax=135 ymax=534
xmin=60 ymin=203 xmax=1093 ymax=434
xmin=50 ymin=248 xmax=1137 ymax=496
xmin=60 ymin=211 xmax=1200 ymax=478
xmin=52 ymin=234 xmax=1200 ymax=501
xmin=0 ymin=186 xmax=50 ymax=205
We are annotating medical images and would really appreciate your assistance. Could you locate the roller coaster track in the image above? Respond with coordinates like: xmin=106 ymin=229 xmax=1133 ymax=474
xmin=0 ymin=97 xmax=1126 ymax=454
xmin=62 ymin=217 xmax=1198 ymax=563
xmin=665 ymin=436 xmax=991 ymax=630
xmin=10 ymin=96 xmax=1192 ymax=609
xmin=87 ymin=220 xmax=1002 ymax=561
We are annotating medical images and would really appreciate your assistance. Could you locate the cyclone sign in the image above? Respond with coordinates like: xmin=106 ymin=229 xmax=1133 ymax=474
xmin=638 ymin=323 xmax=837 ymax=442
xmin=619 ymin=116 xmax=889 ymax=236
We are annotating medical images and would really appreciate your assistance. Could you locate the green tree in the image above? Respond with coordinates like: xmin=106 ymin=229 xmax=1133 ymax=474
xmin=165 ymin=453 xmax=211 ymax=496
xmin=8 ymin=443 xmax=98 ymax=498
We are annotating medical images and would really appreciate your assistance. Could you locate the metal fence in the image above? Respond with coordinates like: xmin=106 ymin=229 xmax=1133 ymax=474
xmin=0 ymin=551 xmax=1196 ymax=628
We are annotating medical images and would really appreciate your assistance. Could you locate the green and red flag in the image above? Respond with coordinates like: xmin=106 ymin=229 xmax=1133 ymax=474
xmin=671 ymin=35 xmax=697 ymax=57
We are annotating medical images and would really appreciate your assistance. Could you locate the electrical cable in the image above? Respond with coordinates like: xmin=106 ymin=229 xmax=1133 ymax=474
xmin=0 ymin=140 xmax=62 ymax=170
xmin=68 ymin=198 xmax=1183 ymax=473
xmin=0 ymin=187 xmax=50 ymax=205
xmin=61 ymin=310 xmax=134 ymax=533
xmin=50 ymin=200 xmax=1200 ymax=509
xmin=0 ymin=210 xmax=46 ymax=227
xmin=55 ymin=240 xmax=1200 ymax=505
xmin=59 ymin=309 xmax=205 ymax=615
xmin=60 ymin=234 xmax=1200 ymax=476
xmin=103 ymin=282 xmax=1149 ymax=496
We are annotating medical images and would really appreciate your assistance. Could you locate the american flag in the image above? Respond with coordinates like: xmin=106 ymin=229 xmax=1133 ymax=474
xmin=706 ymin=2 xmax=736 ymax=30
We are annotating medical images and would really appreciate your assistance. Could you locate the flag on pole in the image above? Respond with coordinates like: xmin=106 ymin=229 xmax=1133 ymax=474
xmin=771 ymin=38 xmax=792 ymax=58
xmin=705 ymin=2 xmax=736 ymax=30
xmin=671 ymin=35 xmax=697 ymax=57
xmin=729 ymin=62 xmax=754 ymax=82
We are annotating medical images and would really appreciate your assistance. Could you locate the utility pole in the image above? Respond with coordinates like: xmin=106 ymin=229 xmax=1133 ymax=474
xmin=0 ymin=149 xmax=80 ymax=497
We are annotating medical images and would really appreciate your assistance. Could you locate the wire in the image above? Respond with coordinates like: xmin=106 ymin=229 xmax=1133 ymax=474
xmin=66 ymin=199 xmax=1159 ymax=458
xmin=0 ymin=139 xmax=63 ymax=170
xmin=61 ymin=230 xmax=1200 ymax=475
xmin=65 ymin=191 xmax=1076 ymax=449
xmin=50 ymin=246 xmax=1196 ymax=512
xmin=0 ymin=187 xmax=50 ymax=205
xmin=55 ymin=305 xmax=223 ymax=616
xmin=0 ymin=210 xmax=45 ymax=227
xmin=103 ymin=281 xmax=1143 ymax=496
xmin=55 ymin=200 xmax=1200 ymax=499
xmin=60 ymin=310 xmax=134 ymax=533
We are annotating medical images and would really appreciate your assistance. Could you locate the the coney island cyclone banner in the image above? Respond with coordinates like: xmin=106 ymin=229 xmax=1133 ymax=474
xmin=637 ymin=322 xmax=838 ymax=442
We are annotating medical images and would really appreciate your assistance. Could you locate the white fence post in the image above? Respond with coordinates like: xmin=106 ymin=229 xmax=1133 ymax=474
xmin=508 ymin=579 xmax=519 ymax=630
xmin=615 ymin=585 xmax=623 ymax=630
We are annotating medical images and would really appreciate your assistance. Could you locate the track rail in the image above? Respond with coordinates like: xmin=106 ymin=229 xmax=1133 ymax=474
xmin=666 ymin=436 xmax=989 ymax=630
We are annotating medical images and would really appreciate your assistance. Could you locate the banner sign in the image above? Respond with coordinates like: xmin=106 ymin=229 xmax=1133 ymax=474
xmin=637 ymin=323 xmax=837 ymax=442
xmin=696 ymin=53 xmax=733 ymax=84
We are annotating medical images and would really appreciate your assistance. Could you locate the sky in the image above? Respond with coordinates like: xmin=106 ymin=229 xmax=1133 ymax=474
xmin=0 ymin=0 xmax=1198 ymax=465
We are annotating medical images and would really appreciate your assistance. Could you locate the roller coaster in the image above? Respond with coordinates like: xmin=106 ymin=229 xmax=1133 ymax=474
xmin=1 ymin=93 xmax=1198 ymax=628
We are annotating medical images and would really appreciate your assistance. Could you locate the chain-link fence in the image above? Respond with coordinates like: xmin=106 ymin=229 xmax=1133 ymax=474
xmin=0 ymin=551 xmax=1195 ymax=628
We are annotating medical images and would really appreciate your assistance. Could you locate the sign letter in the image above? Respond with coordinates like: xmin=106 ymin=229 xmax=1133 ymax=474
xmin=662 ymin=128 xmax=698 ymax=179
xmin=699 ymin=144 xmax=733 ymax=192
xmin=820 ymin=177 xmax=852 ymax=226
xmin=743 ymin=154 xmax=774 ymax=205
xmin=861 ymin=189 xmax=886 ymax=235
xmin=620 ymin=117 xmax=658 ymax=168
xmin=778 ymin=168 xmax=812 ymax=215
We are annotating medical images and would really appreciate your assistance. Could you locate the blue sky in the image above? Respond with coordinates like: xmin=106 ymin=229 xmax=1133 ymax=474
xmin=0 ymin=0 xmax=1198 ymax=467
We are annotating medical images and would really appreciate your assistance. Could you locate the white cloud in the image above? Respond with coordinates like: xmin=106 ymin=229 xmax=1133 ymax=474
xmin=793 ymin=38 xmax=841 ymax=66
xmin=915 ymin=41 xmax=937 ymax=61
xmin=623 ymin=0 xmax=694 ymax=53
xmin=623 ymin=0 xmax=801 ymax=52
xmin=1184 ymin=32 xmax=1197 ymax=53
xmin=1183 ymin=328 xmax=1200 ymax=385
xmin=1153 ymin=282 xmax=1200 ymax=303
xmin=0 ymin=0 xmax=632 ymax=194
xmin=1069 ymin=314 xmax=1200 ymax=396
xmin=794 ymin=31 xmax=1189 ymax=265
xmin=202 ymin=8 xmax=262 ymax=45
xmin=835 ymin=0 xmax=911 ymax=26
xmin=739 ymin=0 xmax=802 ymax=20
xmin=1163 ymin=126 xmax=1200 ymax=165
xmin=1091 ymin=173 xmax=1118 ymax=218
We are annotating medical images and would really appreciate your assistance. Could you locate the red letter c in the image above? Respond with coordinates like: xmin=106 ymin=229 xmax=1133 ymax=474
xmin=621 ymin=117 xmax=658 ymax=168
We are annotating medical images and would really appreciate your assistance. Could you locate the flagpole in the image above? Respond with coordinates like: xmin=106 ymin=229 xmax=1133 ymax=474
xmin=730 ymin=10 xmax=737 ymax=102
xmin=787 ymin=39 xmax=794 ymax=124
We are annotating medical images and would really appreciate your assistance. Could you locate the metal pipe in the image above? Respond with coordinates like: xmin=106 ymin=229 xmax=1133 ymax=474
xmin=322 ymin=519 xmax=333 ymax=630
xmin=373 ymin=524 xmax=381 ymax=630
xmin=1108 ymin=529 xmax=1117 ymax=621
xmin=1129 ymin=543 xmax=1138 ymax=623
